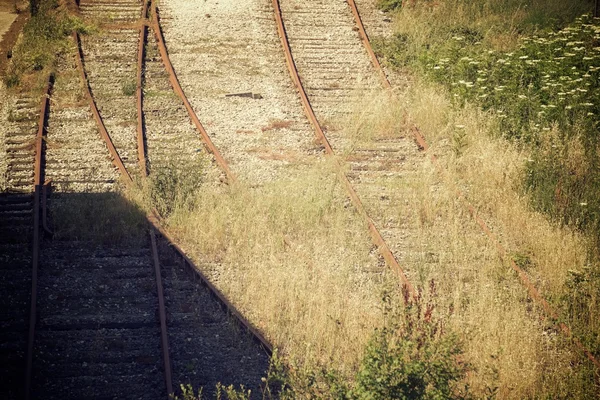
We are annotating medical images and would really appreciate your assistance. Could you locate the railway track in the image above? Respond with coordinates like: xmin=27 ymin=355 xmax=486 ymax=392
xmin=78 ymin=0 xmax=143 ymax=175
xmin=3 ymin=0 xmax=597 ymax=398
xmin=347 ymin=0 xmax=600 ymax=369
xmin=0 ymin=2 xmax=271 ymax=398
xmin=155 ymin=0 xmax=321 ymax=184
xmin=0 ymin=80 xmax=43 ymax=400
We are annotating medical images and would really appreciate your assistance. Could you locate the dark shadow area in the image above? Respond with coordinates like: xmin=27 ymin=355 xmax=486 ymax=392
xmin=0 ymin=190 xmax=270 ymax=400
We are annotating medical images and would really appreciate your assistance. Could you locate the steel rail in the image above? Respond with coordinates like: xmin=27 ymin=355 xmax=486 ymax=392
xmin=150 ymin=230 xmax=174 ymax=395
xmin=75 ymin=2 xmax=272 ymax=355
xmin=73 ymin=31 xmax=133 ymax=183
xmin=348 ymin=2 xmax=600 ymax=369
xmin=137 ymin=0 xmax=149 ymax=176
xmin=346 ymin=0 xmax=391 ymax=90
xmin=25 ymin=74 xmax=53 ymax=400
xmin=271 ymin=0 xmax=415 ymax=295
xmin=149 ymin=1 xmax=235 ymax=183
xmin=72 ymin=6 xmax=178 ymax=394
xmin=147 ymin=213 xmax=273 ymax=354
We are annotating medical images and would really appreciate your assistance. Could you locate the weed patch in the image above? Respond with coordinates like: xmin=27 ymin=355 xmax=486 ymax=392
xmin=3 ymin=0 xmax=94 ymax=90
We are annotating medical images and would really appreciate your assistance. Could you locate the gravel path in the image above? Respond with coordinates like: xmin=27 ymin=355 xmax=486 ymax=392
xmin=159 ymin=0 xmax=323 ymax=184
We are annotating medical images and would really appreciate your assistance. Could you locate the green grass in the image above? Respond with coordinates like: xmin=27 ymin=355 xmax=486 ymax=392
xmin=3 ymin=0 xmax=93 ymax=90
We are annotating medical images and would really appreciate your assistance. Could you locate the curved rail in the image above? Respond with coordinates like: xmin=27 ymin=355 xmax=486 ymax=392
xmin=271 ymin=0 xmax=415 ymax=295
xmin=149 ymin=2 xmax=235 ymax=183
xmin=75 ymin=3 xmax=272 ymax=355
xmin=25 ymin=74 xmax=53 ymax=400
xmin=73 ymin=32 xmax=133 ymax=183
xmin=348 ymin=2 xmax=600 ymax=369
xmin=346 ymin=0 xmax=391 ymax=90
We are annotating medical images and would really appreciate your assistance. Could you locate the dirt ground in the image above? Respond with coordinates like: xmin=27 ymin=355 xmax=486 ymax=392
xmin=0 ymin=0 xmax=27 ymax=76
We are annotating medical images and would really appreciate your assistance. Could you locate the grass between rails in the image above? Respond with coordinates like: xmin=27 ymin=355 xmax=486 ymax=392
xmin=133 ymin=157 xmax=478 ymax=398
xmin=140 ymin=159 xmax=393 ymax=373
xmin=341 ymin=90 xmax=597 ymax=397
xmin=365 ymin=0 xmax=599 ymax=395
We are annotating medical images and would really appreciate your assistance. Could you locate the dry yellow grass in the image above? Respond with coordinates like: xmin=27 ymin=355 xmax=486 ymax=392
xmin=156 ymin=159 xmax=400 ymax=376
xmin=340 ymin=81 xmax=596 ymax=396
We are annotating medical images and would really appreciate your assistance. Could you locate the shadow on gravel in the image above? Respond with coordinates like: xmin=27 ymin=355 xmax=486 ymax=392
xmin=0 ymin=191 xmax=270 ymax=400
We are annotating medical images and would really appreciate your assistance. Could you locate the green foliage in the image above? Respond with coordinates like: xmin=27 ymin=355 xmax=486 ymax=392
xmin=170 ymin=383 xmax=250 ymax=400
xmin=427 ymin=15 xmax=600 ymax=143
xmin=352 ymin=285 xmax=469 ymax=400
xmin=377 ymin=0 xmax=403 ymax=12
xmin=259 ymin=286 xmax=470 ymax=399
xmin=3 ymin=72 xmax=20 ymax=88
xmin=422 ymin=14 xmax=600 ymax=244
xmin=122 ymin=80 xmax=136 ymax=96
xmin=378 ymin=5 xmax=600 ymax=392
xmin=146 ymin=159 xmax=206 ymax=217
xmin=3 ymin=0 xmax=94 ymax=88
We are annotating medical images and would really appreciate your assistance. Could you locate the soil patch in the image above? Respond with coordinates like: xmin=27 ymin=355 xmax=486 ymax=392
xmin=0 ymin=1 xmax=28 ymax=77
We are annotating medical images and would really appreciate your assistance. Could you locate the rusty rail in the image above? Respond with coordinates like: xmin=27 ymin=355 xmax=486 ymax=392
xmin=137 ymin=0 xmax=149 ymax=176
xmin=74 ymin=2 xmax=272 ymax=355
xmin=346 ymin=0 xmax=391 ymax=90
xmin=147 ymin=213 xmax=273 ymax=354
xmin=149 ymin=1 xmax=235 ymax=183
xmin=271 ymin=0 xmax=414 ymax=295
xmin=25 ymin=74 xmax=53 ymax=400
xmin=73 ymin=31 xmax=133 ymax=183
xmin=348 ymin=1 xmax=600 ymax=369
xmin=150 ymin=230 xmax=174 ymax=395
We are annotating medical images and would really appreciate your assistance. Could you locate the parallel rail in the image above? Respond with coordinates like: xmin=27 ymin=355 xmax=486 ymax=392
xmin=76 ymin=0 xmax=273 ymax=355
xmin=348 ymin=0 xmax=600 ymax=370
xmin=149 ymin=2 xmax=235 ymax=183
xmin=22 ymin=3 xmax=271 ymax=398
xmin=270 ymin=0 xmax=414 ymax=295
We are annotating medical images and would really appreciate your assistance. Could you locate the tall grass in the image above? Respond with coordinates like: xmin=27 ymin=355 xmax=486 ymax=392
xmin=148 ymin=159 xmax=396 ymax=377
xmin=341 ymin=89 xmax=598 ymax=397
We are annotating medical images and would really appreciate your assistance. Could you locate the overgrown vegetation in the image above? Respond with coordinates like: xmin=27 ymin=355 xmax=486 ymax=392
xmin=375 ymin=0 xmax=599 ymax=242
xmin=372 ymin=0 xmax=600 ymax=396
xmin=170 ymin=289 xmax=469 ymax=399
xmin=144 ymin=159 xmax=207 ymax=217
xmin=3 ymin=0 xmax=92 ymax=89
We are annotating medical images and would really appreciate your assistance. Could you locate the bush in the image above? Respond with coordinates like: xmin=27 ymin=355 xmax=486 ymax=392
xmin=377 ymin=0 xmax=403 ymax=12
xmin=352 ymin=285 xmax=469 ymax=400
xmin=122 ymin=80 xmax=136 ymax=96
xmin=258 ymin=284 xmax=470 ymax=399
xmin=5 ymin=0 xmax=94 ymax=89
xmin=146 ymin=160 xmax=205 ymax=217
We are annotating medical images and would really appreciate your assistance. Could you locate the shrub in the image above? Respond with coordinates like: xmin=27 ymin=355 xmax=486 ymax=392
xmin=352 ymin=285 xmax=469 ymax=400
xmin=5 ymin=0 xmax=94 ymax=89
xmin=122 ymin=80 xmax=136 ymax=96
xmin=146 ymin=159 xmax=205 ymax=217
xmin=257 ymin=285 xmax=470 ymax=399
xmin=377 ymin=0 xmax=403 ymax=12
